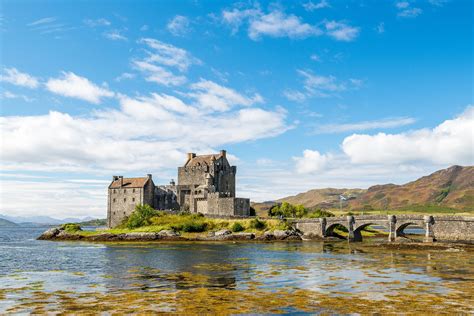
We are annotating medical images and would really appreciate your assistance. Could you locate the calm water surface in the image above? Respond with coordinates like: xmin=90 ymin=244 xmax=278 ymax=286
xmin=1 ymin=226 xmax=473 ymax=314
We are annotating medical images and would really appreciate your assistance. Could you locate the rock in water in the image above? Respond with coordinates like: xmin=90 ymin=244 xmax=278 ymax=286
xmin=37 ymin=227 xmax=60 ymax=240
xmin=215 ymin=229 xmax=232 ymax=236
xmin=158 ymin=230 xmax=180 ymax=237
xmin=122 ymin=232 xmax=159 ymax=241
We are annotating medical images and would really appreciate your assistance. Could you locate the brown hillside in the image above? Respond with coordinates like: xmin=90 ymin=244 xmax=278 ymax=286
xmin=348 ymin=165 xmax=474 ymax=210
xmin=277 ymin=188 xmax=366 ymax=209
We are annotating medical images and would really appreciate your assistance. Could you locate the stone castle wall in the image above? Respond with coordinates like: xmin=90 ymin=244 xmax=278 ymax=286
xmin=108 ymin=187 xmax=145 ymax=228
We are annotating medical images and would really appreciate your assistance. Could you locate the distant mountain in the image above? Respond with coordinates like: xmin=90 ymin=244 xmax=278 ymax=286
xmin=79 ymin=218 xmax=107 ymax=226
xmin=269 ymin=165 xmax=473 ymax=212
xmin=0 ymin=214 xmax=103 ymax=226
xmin=277 ymin=188 xmax=366 ymax=209
xmin=0 ymin=218 xmax=18 ymax=227
xmin=348 ymin=165 xmax=474 ymax=211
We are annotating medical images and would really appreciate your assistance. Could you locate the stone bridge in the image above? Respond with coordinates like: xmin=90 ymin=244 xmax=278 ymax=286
xmin=292 ymin=215 xmax=474 ymax=242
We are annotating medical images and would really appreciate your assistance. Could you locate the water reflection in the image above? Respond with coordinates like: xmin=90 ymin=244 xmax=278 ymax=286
xmin=0 ymin=227 xmax=473 ymax=314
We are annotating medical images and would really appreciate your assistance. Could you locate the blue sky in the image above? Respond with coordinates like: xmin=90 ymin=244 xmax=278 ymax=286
xmin=0 ymin=0 xmax=472 ymax=218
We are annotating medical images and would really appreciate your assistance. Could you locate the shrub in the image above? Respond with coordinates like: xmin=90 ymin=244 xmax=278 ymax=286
xmin=249 ymin=218 xmax=266 ymax=230
xmin=126 ymin=204 xmax=159 ymax=229
xmin=61 ymin=223 xmax=82 ymax=232
xmin=275 ymin=220 xmax=291 ymax=231
xmin=231 ymin=222 xmax=244 ymax=232
xmin=268 ymin=202 xmax=308 ymax=218
xmin=307 ymin=209 xmax=335 ymax=218
xmin=181 ymin=221 xmax=207 ymax=232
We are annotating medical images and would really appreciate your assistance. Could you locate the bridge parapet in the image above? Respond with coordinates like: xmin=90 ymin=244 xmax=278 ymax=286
xmin=292 ymin=214 xmax=474 ymax=242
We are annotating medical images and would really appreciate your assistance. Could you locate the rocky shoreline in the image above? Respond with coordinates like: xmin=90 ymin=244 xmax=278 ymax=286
xmin=37 ymin=227 xmax=474 ymax=250
xmin=37 ymin=226 xmax=306 ymax=242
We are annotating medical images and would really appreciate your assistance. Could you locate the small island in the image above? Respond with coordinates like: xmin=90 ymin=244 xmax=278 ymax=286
xmin=38 ymin=203 xmax=342 ymax=242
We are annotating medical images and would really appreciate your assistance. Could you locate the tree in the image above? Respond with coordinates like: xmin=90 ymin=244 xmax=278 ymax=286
xmin=125 ymin=204 xmax=158 ymax=229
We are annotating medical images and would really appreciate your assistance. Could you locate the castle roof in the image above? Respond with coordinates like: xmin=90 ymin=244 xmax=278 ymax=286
xmin=185 ymin=153 xmax=223 ymax=167
xmin=109 ymin=177 xmax=150 ymax=189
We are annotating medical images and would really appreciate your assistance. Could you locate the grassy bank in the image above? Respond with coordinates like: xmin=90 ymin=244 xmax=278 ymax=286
xmin=76 ymin=212 xmax=291 ymax=237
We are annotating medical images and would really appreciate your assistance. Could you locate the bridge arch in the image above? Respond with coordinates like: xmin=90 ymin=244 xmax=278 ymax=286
xmin=352 ymin=222 xmax=390 ymax=242
xmin=396 ymin=222 xmax=425 ymax=239
xmin=325 ymin=223 xmax=348 ymax=240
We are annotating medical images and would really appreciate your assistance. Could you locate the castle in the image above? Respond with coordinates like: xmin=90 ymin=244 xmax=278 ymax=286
xmin=107 ymin=150 xmax=250 ymax=228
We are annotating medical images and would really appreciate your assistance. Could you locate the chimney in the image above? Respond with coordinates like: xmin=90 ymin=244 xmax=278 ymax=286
xmin=187 ymin=152 xmax=196 ymax=160
xmin=220 ymin=150 xmax=226 ymax=158
xmin=113 ymin=175 xmax=119 ymax=181
xmin=170 ymin=179 xmax=175 ymax=186
xmin=119 ymin=176 xmax=123 ymax=187
xmin=147 ymin=174 xmax=152 ymax=180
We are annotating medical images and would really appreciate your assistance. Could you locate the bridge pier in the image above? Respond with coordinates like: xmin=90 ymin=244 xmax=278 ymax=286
xmin=424 ymin=215 xmax=436 ymax=242
xmin=388 ymin=215 xmax=397 ymax=242
xmin=347 ymin=216 xmax=359 ymax=242
xmin=320 ymin=217 xmax=327 ymax=237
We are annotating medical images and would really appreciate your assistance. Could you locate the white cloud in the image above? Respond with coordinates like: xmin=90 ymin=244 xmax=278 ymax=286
xmin=429 ymin=0 xmax=449 ymax=6
xmin=221 ymin=7 xmax=261 ymax=34
xmin=140 ymin=38 xmax=201 ymax=72
xmin=140 ymin=25 xmax=149 ymax=31
xmin=396 ymin=1 xmax=410 ymax=9
xmin=103 ymin=30 xmax=127 ymax=41
xmin=396 ymin=2 xmax=422 ymax=18
xmin=303 ymin=0 xmax=330 ymax=11
xmin=299 ymin=70 xmax=345 ymax=93
xmin=0 ymin=67 xmax=39 ymax=88
xmin=376 ymin=22 xmax=385 ymax=34
xmin=293 ymin=149 xmax=331 ymax=174
xmin=115 ymin=72 xmax=135 ymax=82
xmin=27 ymin=17 xmax=56 ymax=26
xmin=0 ymin=179 xmax=106 ymax=219
xmin=310 ymin=54 xmax=321 ymax=62
xmin=314 ymin=117 xmax=416 ymax=134
xmin=0 ymin=89 xmax=289 ymax=174
xmin=324 ymin=20 xmax=360 ymax=41
xmin=398 ymin=7 xmax=422 ymax=18
xmin=283 ymin=90 xmax=307 ymax=102
xmin=26 ymin=17 xmax=72 ymax=35
xmin=132 ymin=39 xmax=201 ymax=86
xmin=189 ymin=79 xmax=263 ymax=111
xmin=45 ymin=72 xmax=114 ymax=104
xmin=84 ymin=18 xmax=111 ymax=27
xmin=248 ymin=10 xmax=322 ymax=40
xmin=342 ymin=106 xmax=474 ymax=165
xmin=222 ymin=6 xmax=321 ymax=40
xmin=1 ymin=91 xmax=34 ymax=102
xmin=132 ymin=60 xmax=187 ymax=86
xmin=283 ymin=70 xmax=361 ymax=101
xmin=167 ymin=15 xmax=191 ymax=36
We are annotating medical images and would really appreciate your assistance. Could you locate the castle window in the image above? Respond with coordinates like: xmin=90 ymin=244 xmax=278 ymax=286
xmin=124 ymin=198 xmax=126 ymax=202
xmin=133 ymin=189 xmax=135 ymax=193
xmin=132 ymin=198 xmax=135 ymax=202
xmin=124 ymin=189 xmax=126 ymax=193
xmin=113 ymin=189 xmax=116 ymax=194
xmin=113 ymin=198 xmax=116 ymax=203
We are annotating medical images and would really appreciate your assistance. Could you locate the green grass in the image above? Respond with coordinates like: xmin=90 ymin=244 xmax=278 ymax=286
xmin=76 ymin=213 xmax=291 ymax=237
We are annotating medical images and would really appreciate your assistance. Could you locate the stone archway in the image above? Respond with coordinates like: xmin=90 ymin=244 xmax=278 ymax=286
xmin=396 ymin=222 xmax=425 ymax=240
xmin=353 ymin=222 xmax=390 ymax=242
xmin=325 ymin=223 xmax=348 ymax=240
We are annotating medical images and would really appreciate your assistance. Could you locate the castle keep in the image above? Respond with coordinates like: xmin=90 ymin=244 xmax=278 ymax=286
xmin=107 ymin=150 xmax=250 ymax=228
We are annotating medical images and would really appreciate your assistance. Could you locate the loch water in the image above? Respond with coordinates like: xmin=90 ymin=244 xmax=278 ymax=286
xmin=1 ymin=226 xmax=473 ymax=314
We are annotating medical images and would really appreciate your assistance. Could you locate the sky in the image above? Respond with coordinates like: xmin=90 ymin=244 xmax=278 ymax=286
xmin=0 ymin=0 xmax=473 ymax=219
